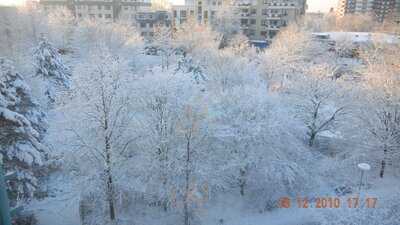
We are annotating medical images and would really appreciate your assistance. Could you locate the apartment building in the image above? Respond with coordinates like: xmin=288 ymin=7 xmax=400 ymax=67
xmin=172 ymin=0 xmax=306 ymax=43
xmin=171 ymin=0 xmax=229 ymax=26
xmin=74 ymin=0 xmax=116 ymax=21
xmin=39 ymin=0 xmax=172 ymax=39
xmin=246 ymin=0 xmax=306 ymax=41
xmin=172 ymin=5 xmax=195 ymax=24
xmin=136 ymin=10 xmax=172 ymax=37
xmin=40 ymin=0 xmax=73 ymax=12
xmin=372 ymin=0 xmax=398 ymax=22
xmin=40 ymin=0 xmax=153 ymax=21
xmin=337 ymin=0 xmax=400 ymax=23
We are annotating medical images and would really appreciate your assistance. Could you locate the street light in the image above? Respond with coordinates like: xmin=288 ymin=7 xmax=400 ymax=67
xmin=357 ymin=163 xmax=371 ymax=192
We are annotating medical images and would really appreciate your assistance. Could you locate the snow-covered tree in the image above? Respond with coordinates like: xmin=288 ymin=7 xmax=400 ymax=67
xmin=336 ymin=14 xmax=377 ymax=32
xmin=74 ymin=20 xmax=143 ymax=59
xmin=130 ymin=74 xmax=185 ymax=211
xmin=0 ymin=58 xmax=47 ymax=204
xmin=261 ymin=25 xmax=322 ymax=89
xmin=173 ymin=21 xmax=221 ymax=58
xmin=208 ymin=85 xmax=270 ymax=196
xmin=33 ymin=37 xmax=71 ymax=105
xmin=46 ymin=8 xmax=76 ymax=52
xmin=214 ymin=3 xmax=241 ymax=48
xmin=65 ymin=47 xmax=135 ymax=224
xmin=177 ymin=104 xmax=209 ymax=225
xmin=359 ymin=43 xmax=400 ymax=178
xmin=227 ymin=34 xmax=253 ymax=56
xmin=129 ymin=71 xmax=214 ymax=219
xmin=153 ymin=24 xmax=174 ymax=71
xmin=290 ymin=65 xmax=349 ymax=147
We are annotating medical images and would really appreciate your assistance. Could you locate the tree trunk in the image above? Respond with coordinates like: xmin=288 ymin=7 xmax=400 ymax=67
xmin=103 ymin=103 xmax=116 ymax=222
xmin=308 ymin=132 xmax=316 ymax=147
xmin=380 ymin=145 xmax=388 ymax=178
xmin=105 ymin=137 xmax=116 ymax=221
xmin=239 ymin=168 xmax=246 ymax=196
xmin=184 ymin=136 xmax=191 ymax=225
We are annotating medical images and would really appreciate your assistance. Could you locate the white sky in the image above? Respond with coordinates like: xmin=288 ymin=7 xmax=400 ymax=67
xmin=307 ymin=0 xmax=337 ymax=12
xmin=0 ymin=0 xmax=338 ymax=13
xmin=0 ymin=0 xmax=26 ymax=6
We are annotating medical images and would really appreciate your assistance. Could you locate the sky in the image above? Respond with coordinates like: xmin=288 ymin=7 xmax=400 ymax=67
xmin=0 ymin=0 xmax=338 ymax=13
xmin=307 ymin=0 xmax=337 ymax=12
xmin=0 ymin=0 xmax=26 ymax=6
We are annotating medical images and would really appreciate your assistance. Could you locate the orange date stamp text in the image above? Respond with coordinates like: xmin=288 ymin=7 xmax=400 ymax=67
xmin=278 ymin=196 xmax=378 ymax=209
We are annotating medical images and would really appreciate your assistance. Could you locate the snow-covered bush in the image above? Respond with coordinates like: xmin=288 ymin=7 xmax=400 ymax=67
xmin=247 ymin=159 xmax=313 ymax=211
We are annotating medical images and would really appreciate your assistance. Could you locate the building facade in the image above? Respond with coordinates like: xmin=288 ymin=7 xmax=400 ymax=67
xmin=39 ymin=0 xmax=171 ymax=38
xmin=172 ymin=0 xmax=306 ymax=43
xmin=40 ymin=0 xmax=152 ymax=22
xmin=337 ymin=0 xmax=400 ymax=23
xmin=135 ymin=10 xmax=171 ymax=37
xmin=245 ymin=0 xmax=307 ymax=41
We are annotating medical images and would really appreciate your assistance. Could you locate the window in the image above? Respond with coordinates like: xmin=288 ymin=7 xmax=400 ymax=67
xmin=269 ymin=30 xmax=277 ymax=38
xmin=249 ymin=29 xmax=255 ymax=36
xmin=262 ymin=9 xmax=268 ymax=15
xmin=260 ymin=31 xmax=267 ymax=37
xmin=97 ymin=5 xmax=102 ymax=10
xmin=105 ymin=5 xmax=111 ymax=10
xmin=180 ymin=10 xmax=186 ymax=17
xmin=211 ymin=11 xmax=216 ymax=18
xmin=140 ymin=23 xmax=146 ymax=28
xmin=105 ymin=14 xmax=112 ymax=18
xmin=98 ymin=14 xmax=103 ymax=18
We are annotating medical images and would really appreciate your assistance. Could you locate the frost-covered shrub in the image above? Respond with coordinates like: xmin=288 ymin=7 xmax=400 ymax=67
xmin=79 ymin=191 xmax=107 ymax=225
xmin=247 ymin=158 xmax=315 ymax=211
xmin=13 ymin=212 xmax=38 ymax=225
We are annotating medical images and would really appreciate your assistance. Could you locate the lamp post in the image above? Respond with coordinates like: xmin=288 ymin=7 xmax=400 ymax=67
xmin=0 ymin=154 xmax=12 ymax=225
xmin=357 ymin=163 xmax=371 ymax=192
